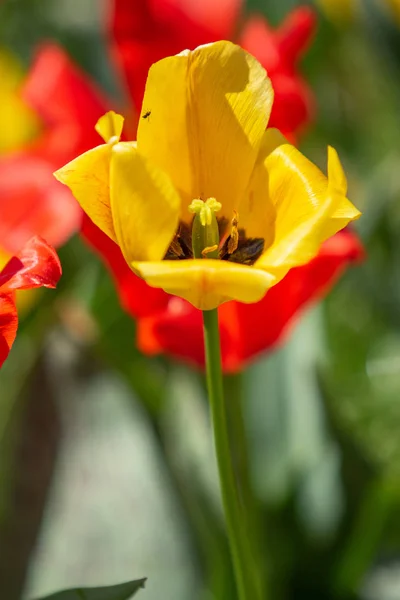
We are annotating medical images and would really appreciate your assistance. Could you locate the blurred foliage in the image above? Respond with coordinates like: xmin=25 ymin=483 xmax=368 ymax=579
xmin=1 ymin=0 xmax=400 ymax=599
xmin=34 ymin=578 xmax=146 ymax=600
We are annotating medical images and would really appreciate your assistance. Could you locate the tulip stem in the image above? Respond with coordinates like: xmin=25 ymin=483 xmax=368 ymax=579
xmin=202 ymin=308 xmax=260 ymax=600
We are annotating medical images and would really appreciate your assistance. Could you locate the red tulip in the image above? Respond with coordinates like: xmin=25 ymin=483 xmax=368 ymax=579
xmin=22 ymin=44 xmax=110 ymax=163
xmin=0 ymin=44 xmax=111 ymax=252
xmin=139 ymin=231 xmax=364 ymax=371
xmin=0 ymin=236 xmax=62 ymax=367
xmin=83 ymin=217 xmax=363 ymax=371
xmin=0 ymin=154 xmax=80 ymax=253
xmin=239 ymin=6 xmax=316 ymax=137
xmin=110 ymin=0 xmax=316 ymax=136
xmin=110 ymin=0 xmax=242 ymax=116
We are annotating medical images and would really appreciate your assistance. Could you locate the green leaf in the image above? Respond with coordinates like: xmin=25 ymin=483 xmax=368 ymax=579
xmin=33 ymin=578 xmax=147 ymax=600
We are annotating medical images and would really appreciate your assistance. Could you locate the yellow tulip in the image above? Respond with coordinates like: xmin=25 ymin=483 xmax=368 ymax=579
xmin=55 ymin=41 xmax=360 ymax=311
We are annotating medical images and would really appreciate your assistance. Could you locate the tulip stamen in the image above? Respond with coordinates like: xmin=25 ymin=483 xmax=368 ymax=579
xmin=219 ymin=213 xmax=265 ymax=265
xmin=164 ymin=222 xmax=193 ymax=259
xmin=227 ymin=210 xmax=239 ymax=254
xmin=202 ymin=244 xmax=219 ymax=257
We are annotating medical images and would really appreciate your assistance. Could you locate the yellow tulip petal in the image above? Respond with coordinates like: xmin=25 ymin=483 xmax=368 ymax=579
xmin=305 ymin=146 xmax=361 ymax=242
xmin=255 ymin=129 xmax=329 ymax=275
xmin=137 ymin=41 xmax=273 ymax=221
xmin=110 ymin=142 xmax=181 ymax=263
xmin=328 ymin=145 xmax=361 ymax=221
xmin=256 ymin=197 xmax=335 ymax=278
xmin=95 ymin=111 xmax=124 ymax=144
xmin=256 ymin=133 xmax=360 ymax=280
xmin=54 ymin=144 xmax=116 ymax=242
xmin=328 ymin=145 xmax=347 ymax=196
xmin=132 ymin=259 xmax=274 ymax=311
xmin=237 ymin=130 xmax=282 ymax=243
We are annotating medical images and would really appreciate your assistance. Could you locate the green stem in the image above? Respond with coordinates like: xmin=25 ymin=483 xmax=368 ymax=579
xmin=203 ymin=309 xmax=261 ymax=600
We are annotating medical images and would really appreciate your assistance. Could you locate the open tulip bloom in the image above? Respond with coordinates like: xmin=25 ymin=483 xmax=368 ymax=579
xmin=55 ymin=41 xmax=359 ymax=312
xmin=55 ymin=41 xmax=361 ymax=600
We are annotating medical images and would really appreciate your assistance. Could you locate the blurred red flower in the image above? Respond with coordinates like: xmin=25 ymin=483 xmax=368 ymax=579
xmin=138 ymin=232 xmax=364 ymax=372
xmin=83 ymin=221 xmax=363 ymax=372
xmin=238 ymin=7 xmax=315 ymax=137
xmin=0 ymin=0 xmax=363 ymax=371
xmin=110 ymin=0 xmax=316 ymax=137
xmin=0 ymin=236 xmax=62 ymax=367
xmin=0 ymin=44 xmax=110 ymax=254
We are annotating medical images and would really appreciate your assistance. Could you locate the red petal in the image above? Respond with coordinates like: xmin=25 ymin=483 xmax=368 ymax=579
xmin=220 ymin=230 xmax=364 ymax=372
xmin=22 ymin=43 xmax=111 ymax=163
xmin=0 ymin=293 xmax=18 ymax=368
xmin=137 ymin=230 xmax=364 ymax=372
xmin=110 ymin=0 xmax=242 ymax=113
xmin=239 ymin=17 xmax=280 ymax=73
xmin=0 ymin=45 xmax=110 ymax=254
xmin=82 ymin=215 xmax=169 ymax=317
xmin=0 ymin=236 xmax=62 ymax=293
xmin=138 ymin=297 xmax=205 ymax=365
xmin=267 ymin=73 xmax=315 ymax=137
xmin=276 ymin=6 xmax=317 ymax=65
xmin=0 ymin=154 xmax=81 ymax=252
xmin=239 ymin=11 xmax=316 ymax=135
xmin=147 ymin=0 xmax=242 ymax=39
xmin=137 ymin=296 xmax=235 ymax=370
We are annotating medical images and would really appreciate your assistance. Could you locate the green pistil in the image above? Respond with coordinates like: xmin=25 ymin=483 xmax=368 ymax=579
xmin=189 ymin=197 xmax=221 ymax=259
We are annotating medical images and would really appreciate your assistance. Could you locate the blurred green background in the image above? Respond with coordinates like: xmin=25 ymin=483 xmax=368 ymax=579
xmin=1 ymin=0 xmax=400 ymax=599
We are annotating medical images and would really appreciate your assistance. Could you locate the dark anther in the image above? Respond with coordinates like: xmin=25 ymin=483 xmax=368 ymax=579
xmin=224 ymin=237 xmax=265 ymax=265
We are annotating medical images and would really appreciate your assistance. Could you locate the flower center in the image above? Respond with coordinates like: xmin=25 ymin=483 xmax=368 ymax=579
xmin=188 ymin=197 xmax=221 ymax=259
xmin=163 ymin=204 xmax=265 ymax=266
